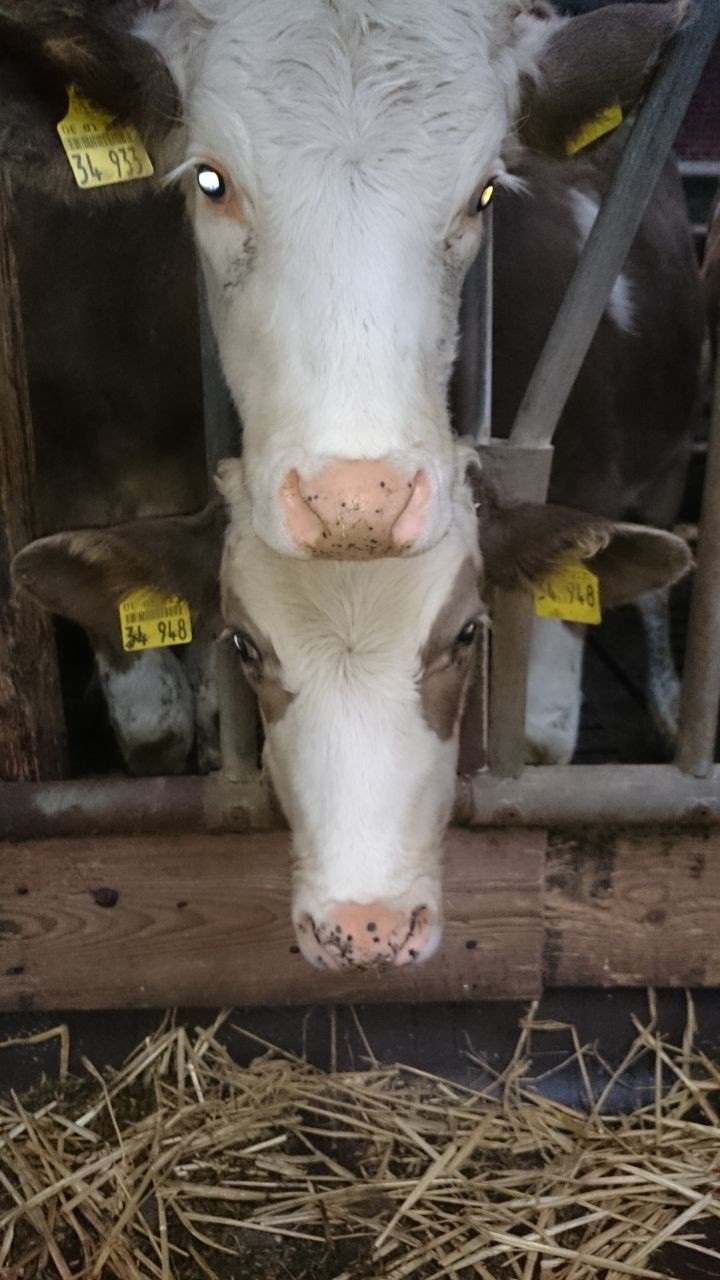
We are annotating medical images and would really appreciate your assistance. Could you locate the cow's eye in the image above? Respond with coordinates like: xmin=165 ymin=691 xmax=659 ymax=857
xmin=196 ymin=165 xmax=227 ymax=201
xmin=468 ymin=179 xmax=495 ymax=217
xmin=232 ymin=631 xmax=261 ymax=666
xmin=454 ymin=620 xmax=479 ymax=648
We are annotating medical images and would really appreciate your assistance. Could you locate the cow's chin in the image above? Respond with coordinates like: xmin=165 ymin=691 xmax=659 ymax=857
xmin=291 ymin=876 xmax=444 ymax=972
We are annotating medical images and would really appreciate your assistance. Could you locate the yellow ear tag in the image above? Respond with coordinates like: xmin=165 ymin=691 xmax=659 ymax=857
xmin=119 ymin=589 xmax=193 ymax=652
xmin=534 ymin=562 xmax=601 ymax=625
xmin=566 ymin=103 xmax=623 ymax=156
xmin=57 ymin=84 xmax=154 ymax=189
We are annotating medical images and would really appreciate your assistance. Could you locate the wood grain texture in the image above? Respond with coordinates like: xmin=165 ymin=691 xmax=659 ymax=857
xmin=0 ymin=829 xmax=545 ymax=1010
xmin=545 ymin=828 xmax=720 ymax=987
xmin=0 ymin=173 xmax=66 ymax=781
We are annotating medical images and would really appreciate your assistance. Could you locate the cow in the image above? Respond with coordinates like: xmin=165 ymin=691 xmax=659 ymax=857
xmin=7 ymin=182 xmax=220 ymax=776
xmin=4 ymin=0 xmax=704 ymax=967
xmin=13 ymin=139 xmax=702 ymax=964
xmin=0 ymin=0 xmax=693 ymax=560
xmin=15 ymin=445 xmax=691 ymax=967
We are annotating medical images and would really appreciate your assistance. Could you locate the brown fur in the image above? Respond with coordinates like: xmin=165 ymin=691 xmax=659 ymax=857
xmin=455 ymin=137 xmax=705 ymax=524
xmin=419 ymin=557 xmax=480 ymax=740
xmin=519 ymin=1 xmax=687 ymax=156
xmin=12 ymin=500 xmax=226 ymax=663
xmin=0 ymin=1 xmax=179 ymax=199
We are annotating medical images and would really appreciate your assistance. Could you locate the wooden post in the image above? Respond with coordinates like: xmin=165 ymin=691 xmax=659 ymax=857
xmin=0 ymin=174 xmax=66 ymax=781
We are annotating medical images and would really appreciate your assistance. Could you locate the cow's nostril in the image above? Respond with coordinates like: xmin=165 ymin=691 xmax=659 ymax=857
xmin=294 ymin=901 xmax=437 ymax=970
xmin=279 ymin=460 xmax=431 ymax=559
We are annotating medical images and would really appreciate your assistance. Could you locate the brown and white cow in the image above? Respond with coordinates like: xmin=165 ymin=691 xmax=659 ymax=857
xmin=18 ymin=451 xmax=689 ymax=966
xmin=4 ymin=0 xmax=703 ymax=966
xmin=8 ymin=184 xmax=220 ymax=775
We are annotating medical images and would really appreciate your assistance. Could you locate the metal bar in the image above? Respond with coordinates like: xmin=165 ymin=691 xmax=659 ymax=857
xmin=197 ymin=267 xmax=238 ymax=474
xmin=451 ymin=206 xmax=494 ymax=443
xmin=452 ymin=214 xmax=494 ymax=772
xmin=675 ymin=332 xmax=720 ymax=776
xmin=475 ymin=206 xmax=494 ymax=444
xmin=480 ymin=445 xmax=554 ymax=775
xmin=510 ymin=0 xmax=720 ymax=448
xmin=457 ymin=765 xmax=720 ymax=827
xmin=0 ymin=777 xmax=206 ymax=840
xmin=196 ymin=265 xmax=261 ymax=783
xmin=2 ymin=764 xmax=719 ymax=840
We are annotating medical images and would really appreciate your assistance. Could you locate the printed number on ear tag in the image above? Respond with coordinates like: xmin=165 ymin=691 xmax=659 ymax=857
xmin=119 ymin=589 xmax=193 ymax=652
xmin=534 ymin=563 xmax=601 ymax=625
xmin=57 ymin=85 xmax=154 ymax=189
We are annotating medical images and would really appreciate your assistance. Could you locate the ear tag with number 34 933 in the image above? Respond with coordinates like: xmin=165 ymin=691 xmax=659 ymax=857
xmin=57 ymin=85 xmax=154 ymax=189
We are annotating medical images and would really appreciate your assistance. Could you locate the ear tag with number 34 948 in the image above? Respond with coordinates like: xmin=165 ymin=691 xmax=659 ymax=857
xmin=119 ymin=588 xmax=193 ymax=653
xmin=534 ymin=562 xmax=602 ymax=625
xmin=57 ymin=85 xmax=154 ymax=189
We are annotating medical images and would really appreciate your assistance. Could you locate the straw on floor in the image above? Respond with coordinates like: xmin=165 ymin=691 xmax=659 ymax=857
xmin=1 ymin=997 xmax=719 ymax=1279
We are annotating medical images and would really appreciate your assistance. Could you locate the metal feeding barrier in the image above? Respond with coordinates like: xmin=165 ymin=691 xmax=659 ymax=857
xmin=0 ymin=1 xmax=719 ymax=843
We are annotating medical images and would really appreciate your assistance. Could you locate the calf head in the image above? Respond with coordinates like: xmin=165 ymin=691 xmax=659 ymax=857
xmin=218 ymin=444 xmax=691 ymax=969
xmin=2 ymin=1 xmax=687 ymax=558
xmin=12 ymin=502 xmax=224 ymax=775
xmin=14 ymin=447 xmax=691 ymax=964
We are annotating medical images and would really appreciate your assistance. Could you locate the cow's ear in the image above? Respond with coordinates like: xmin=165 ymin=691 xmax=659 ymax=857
xmin=477 ymin=492 xmax=691 ymax=606
xmin=585 ymin=523 xmax=692 ymax=607
xmin=517 ymin=0 xmax=687 ymax=157
xmin=0 ymin=3 xmax=179 ymax=198
xmin=12 ymin=501 xmax=226 ymax=648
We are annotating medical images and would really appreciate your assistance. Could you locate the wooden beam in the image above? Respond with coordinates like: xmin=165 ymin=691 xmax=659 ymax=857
xmin=2 ymin=825 xmax=720 ymax=1011
xmin=0 ymin=829 xmax=545 ymax=1011
xmin=0 ymin=173 xmax=66 ymax=781
xmin=545 ymin=830 xmax=720 ymax=988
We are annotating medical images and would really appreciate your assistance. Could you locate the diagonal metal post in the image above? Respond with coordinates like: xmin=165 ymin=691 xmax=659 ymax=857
xmin=511 ymin=0 xmax=720 ymax=449
xmin=486 ymin=0 xmax=720 ymax=775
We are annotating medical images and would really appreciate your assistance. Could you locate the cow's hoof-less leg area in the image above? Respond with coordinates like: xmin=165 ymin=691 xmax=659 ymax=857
xmin=296 ymin=902 xmax=435 ymax=969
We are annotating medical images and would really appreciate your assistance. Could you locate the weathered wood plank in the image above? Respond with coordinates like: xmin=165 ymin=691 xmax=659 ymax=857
xmin=0 ymin=829 xmax=545 ymax=1011
xmin=545 ymin=828 xmax=720 ymax=987
xmin=0 ymin=174 xmax=66 ymax=781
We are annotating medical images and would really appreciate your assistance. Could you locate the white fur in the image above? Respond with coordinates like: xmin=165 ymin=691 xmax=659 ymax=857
xmin=135 ymin=1 xmax=558 ymax=553
xmin=221 ymin=450 xmax=480 ymax=929
xmin=524 ymin=616 xmax=585 ymax=765
xmin=569 ymin=189 xmax=636 ymax=334
xmin=97 ymin=650 xmax=195 ymax=775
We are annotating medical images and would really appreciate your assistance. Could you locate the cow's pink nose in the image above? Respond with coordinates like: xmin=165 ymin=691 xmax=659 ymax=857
xmin=279 ymin=460 xmax=431 ymax=559
xmin=295 ymin=901 xmax=434 ymax=969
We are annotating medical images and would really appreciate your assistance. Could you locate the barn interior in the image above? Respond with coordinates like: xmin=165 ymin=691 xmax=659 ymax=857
xmin=1 ymin=1 xmax=720 ymax=1276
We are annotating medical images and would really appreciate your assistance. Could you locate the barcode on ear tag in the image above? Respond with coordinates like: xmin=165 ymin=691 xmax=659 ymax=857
xmin=534 ymin=562 xmax=601 ymax=625
xmin=57 ymin=85 xmax=154 ymax=189
xmin=566 ymin=103 xmax=623 ymax=156
xmin=119 ymin=588 xmax=193 ymax=652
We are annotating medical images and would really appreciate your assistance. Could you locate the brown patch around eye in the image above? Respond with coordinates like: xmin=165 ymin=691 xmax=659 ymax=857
xmin=257 ymin=678 xmax=295 ymax=726
xmin=224 ymin=592 xmax=294 ymax=725
xmin=419 ymin=558 xmax=481 ymax=741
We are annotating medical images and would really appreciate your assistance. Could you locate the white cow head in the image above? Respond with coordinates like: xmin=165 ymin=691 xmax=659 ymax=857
xmin=14 ymin=443 xmax=691 ymax=966
xmin=135 ymin=0 xmax=684 ymax=560
xmin=1 ymin=1 xmax=685 ymax=560
xmin=217 ymin=443 xmax=691 ymax=968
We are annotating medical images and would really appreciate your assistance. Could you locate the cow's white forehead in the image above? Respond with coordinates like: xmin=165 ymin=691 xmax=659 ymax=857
xmin=223 ymin=486 xmax=480 ymax=689
xmin=143 ymin=1 xmax=545 ymax=222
